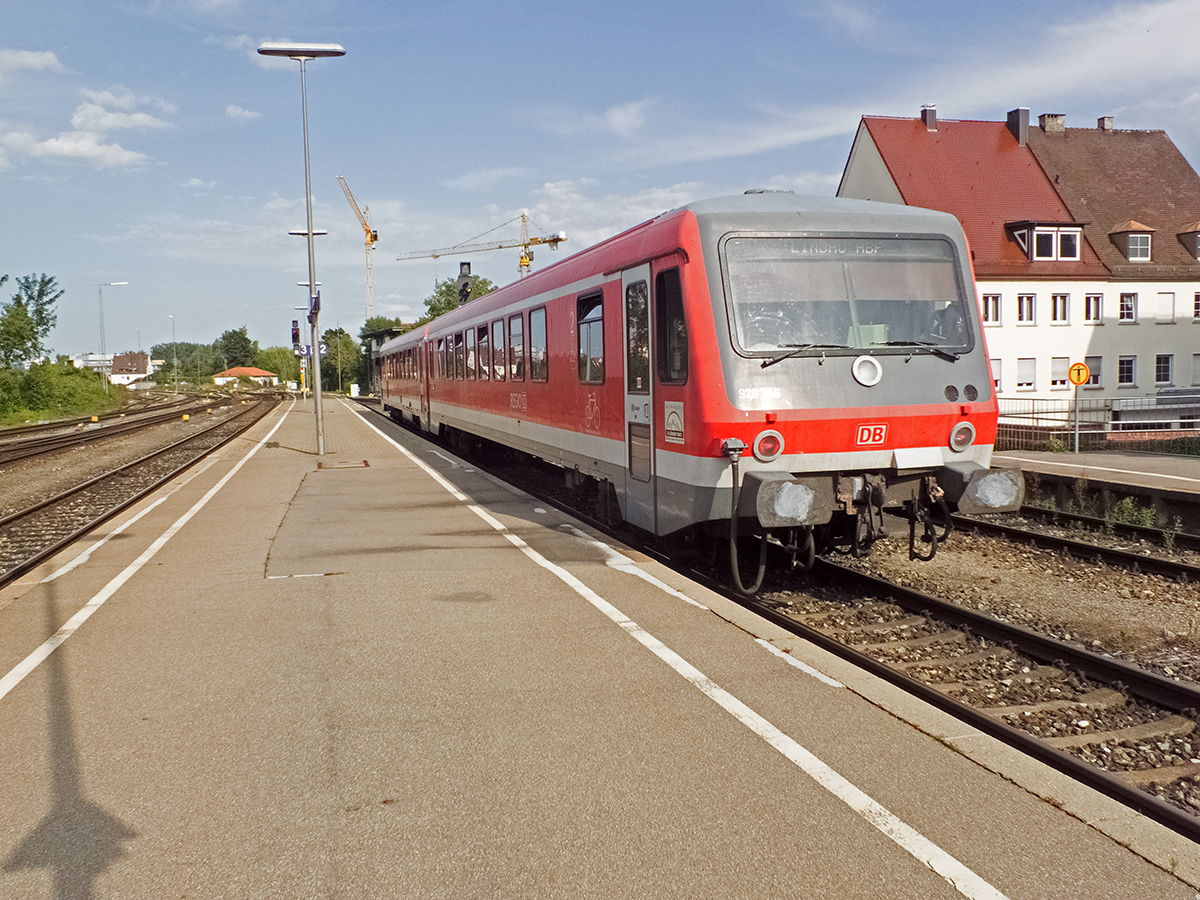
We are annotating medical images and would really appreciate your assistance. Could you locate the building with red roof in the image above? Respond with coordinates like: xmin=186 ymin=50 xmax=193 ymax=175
xmin=213 ymin=366 xmax=279 ymax=387
xmin=839 ymin=106 xmax=1200 ymax=418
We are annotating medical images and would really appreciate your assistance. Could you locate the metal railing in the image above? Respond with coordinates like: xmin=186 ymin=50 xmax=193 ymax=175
xmin=996 ymin=396 xmax=1200 ymax=454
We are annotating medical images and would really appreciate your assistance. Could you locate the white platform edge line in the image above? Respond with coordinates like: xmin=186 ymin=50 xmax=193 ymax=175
xmin=0 ymin=401 xmax=295 ymax=704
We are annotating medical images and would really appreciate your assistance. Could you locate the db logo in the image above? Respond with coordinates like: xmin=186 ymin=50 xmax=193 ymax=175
xmin=856 ymin=423 xmax=888 ymax=446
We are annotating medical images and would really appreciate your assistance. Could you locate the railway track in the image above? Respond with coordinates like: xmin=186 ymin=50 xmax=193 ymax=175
xmin=993 ymin=504 xmax=1200 ymax=555
xmin=0 ymin=398 xmax=277 ymax=590
xmin=953 ymin=512 xmax=1200 ymax=583
xmin=352 ymin=401 xmax=1200 ymax=841
xmin=748 ymin=561 xmax=1200 ymax=842
xmin=0 ymin=396 xmax=233 ymax=465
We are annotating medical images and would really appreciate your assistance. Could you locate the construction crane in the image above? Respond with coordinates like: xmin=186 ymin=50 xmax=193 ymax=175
xmin=337 ymin=174 xmax=379 ymax=318
xmin=396 ymin=214 xmax=566 ymax=279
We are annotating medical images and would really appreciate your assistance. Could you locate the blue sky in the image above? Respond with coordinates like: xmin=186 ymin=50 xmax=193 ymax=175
xmin=5 ymin=0 xmax=1200 ymax=359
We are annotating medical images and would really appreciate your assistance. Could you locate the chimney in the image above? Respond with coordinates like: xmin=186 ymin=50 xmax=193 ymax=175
xmin=921 ymin=104 xmax=937 ymax=132
xmin=1006 ymin=108 xmax=1029 ymax=146
xmin=1098 ymin=115 xmax=1114 ymax=132
xmin=1039 ymin=113 xmax=1066 ymax=133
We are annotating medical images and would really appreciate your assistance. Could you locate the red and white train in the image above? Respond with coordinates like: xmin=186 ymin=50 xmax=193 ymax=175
xmin=380 ymin=191 xmax=1022 ymax=588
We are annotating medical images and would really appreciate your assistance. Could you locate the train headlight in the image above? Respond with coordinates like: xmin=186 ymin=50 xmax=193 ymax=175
xmin=753 ymin=430 xmax=784 ymax=462
xmin=949 ymin=421 xmax=976 ymax=452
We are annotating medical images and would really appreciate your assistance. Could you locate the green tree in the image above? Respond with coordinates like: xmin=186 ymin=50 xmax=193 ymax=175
xmin=360 ymin=315 xmax=407 ymax=339
xmin=422 ymin=275 xmax=496 ymax=321
xmin=255 ymin=346 xmax=301 ymax=383
xmin=218 ymin=327 xmax=258 ymax=369
xmin=0 ymin=296 xmax=35 ymax=369
xmin=13 ymin=273 xmax=63 ymax=359
xmin=320 ymin=327 xmax=361 ymax=392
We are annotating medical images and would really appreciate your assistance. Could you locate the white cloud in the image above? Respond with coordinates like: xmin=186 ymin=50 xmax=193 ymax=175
xmin=0 ymin=48 xmax=65 ymax=84
xmin=183 ymin=177 xmax=217 ymax=190
xmin=25 ymin=130 xmax=149 ymax=168
xmin=71 ymin=100 xmax=173 ymax=133
xmin=0 ymin=86 xmax=175 ymax=170
xmin=225 ymin=104 xmax=261 ymax=120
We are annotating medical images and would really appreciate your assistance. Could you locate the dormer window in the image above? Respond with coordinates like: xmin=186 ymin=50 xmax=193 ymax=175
xmin=1109 ymin=220 xmax=1154 ymax=262
xmin=1177 ymin=222 xmax=1200 ymax=261
xmin=1008 ymin=222 xmax=1082 ymax=261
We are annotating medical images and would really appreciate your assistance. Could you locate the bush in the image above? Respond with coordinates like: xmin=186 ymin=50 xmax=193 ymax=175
xmin=0 ymin=361 xmax=123 ymax=425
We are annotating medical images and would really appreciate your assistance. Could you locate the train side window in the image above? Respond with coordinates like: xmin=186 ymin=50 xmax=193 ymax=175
xmin=530 ymin=307 xmax=548 ymax=382
xmin=626 ymin=281 xmax=650 ymax=394
xmin=436 ymin=338 xmax=445 ymax=380
xmin=454 ymin=332 xmax=465 ymax=380
xmin=492 ymin=320 xmax=505 ymax=381
xmin=465 ymin=328 xmax=476 ymax=381
xmin=508 ymin=314 xmax=525 ymax=381
xmin=477 ymin=324 xmax=490 ymax=381
xmin=577 ymin=292 xmax=604 ymax=384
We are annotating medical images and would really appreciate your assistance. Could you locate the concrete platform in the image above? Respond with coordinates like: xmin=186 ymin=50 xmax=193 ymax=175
xmin=1 ymin=397 xmax=1198 ymax=898
xmin=995 ymin=448 xmax=1200 ymax=499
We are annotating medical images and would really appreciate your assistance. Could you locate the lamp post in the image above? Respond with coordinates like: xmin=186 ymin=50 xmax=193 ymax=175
xmin=258 ymin=41 xmax=345 ymax=456
xmin=96 ymin=282 xmax=127 ymax=394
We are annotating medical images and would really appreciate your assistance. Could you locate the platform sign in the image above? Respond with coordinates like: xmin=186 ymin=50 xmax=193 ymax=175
xmin=1068 ymin=362 xmax=1090 ymax=455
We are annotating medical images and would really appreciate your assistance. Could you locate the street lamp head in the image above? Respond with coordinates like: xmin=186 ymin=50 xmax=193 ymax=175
xmin=257 ymin=42 xmax=346 ymax=60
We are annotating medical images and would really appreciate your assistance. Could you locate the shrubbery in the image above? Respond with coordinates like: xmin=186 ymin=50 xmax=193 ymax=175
xmin=0 ymin=360 xmax=123 ymax=425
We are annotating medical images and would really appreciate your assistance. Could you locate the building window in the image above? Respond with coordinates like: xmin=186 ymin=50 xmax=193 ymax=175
xmin=577 ymin=293 xmax=605 ymax=384
xmin=1084 ymin=294 xmax=1102 ymax=323
xmin=1084 ymin=355 xmax=1102 ymax=386
xmin=990 ymin=359 xmax=1001 ymax=391
xmin=1118 ymin=355 xmax=1136 ymax=386
xmin=1025 ymin=226 xmax=1081 ymax=261
xmin=1016 ymin=357 xmax=1035 ymax=390
xmin=1193 ymin=353 xmax=1200 ymax=387
xmin=1128 ymin=233 xmax=1151 ymax=261
xmin=1051 ymin=294 xmax=1069 ymax=323
xmin=1119 ymin=293 xmax=1138 ymax=322
xmin=1156 ymin=354 xmax=1173 ymax=385
xmin=1017 ymin=294 xmax=1035 ymax=323
xmin=1157 ymin=292 xmax=1175 ymax=324
xmin=981 ymin=294 xmax=1001 ymax=324
xmin=1050 ymin=357 xmax=1069 ymax=388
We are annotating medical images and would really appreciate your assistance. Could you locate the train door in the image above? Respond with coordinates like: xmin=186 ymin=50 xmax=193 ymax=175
xmin=419 ymin=338 xmax=432 ymax=431
xmin=622 ymin=265 xmax=656 ymax=532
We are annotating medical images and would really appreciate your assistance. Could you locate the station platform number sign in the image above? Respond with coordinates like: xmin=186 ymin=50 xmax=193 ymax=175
xmin=1068 ymin=362 xmax=1090 ymax=387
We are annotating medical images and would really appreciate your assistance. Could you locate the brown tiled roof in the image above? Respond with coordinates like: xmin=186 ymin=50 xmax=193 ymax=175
xmin=859 ymin=116 xmax=1108 ymax=279
xmin=1026 ymin=125 xmax=1200 ymax=279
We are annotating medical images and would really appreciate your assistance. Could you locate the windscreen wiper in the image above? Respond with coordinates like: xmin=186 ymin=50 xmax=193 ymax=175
xmin=760 ymin=343 xmax=849 ymax=369
xmin=870 ymin=340 xmax=959 ymax=362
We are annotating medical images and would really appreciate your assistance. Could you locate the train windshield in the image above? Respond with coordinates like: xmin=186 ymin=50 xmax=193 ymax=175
xmin=723 ymin=236 xmax=972 ymax=357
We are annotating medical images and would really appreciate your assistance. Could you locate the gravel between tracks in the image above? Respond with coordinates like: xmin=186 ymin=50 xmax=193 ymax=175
xmin=0 ymin=406 xmax=242 ymax=519
xmin=842 ymin=527 xmax=1200 ymax=683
